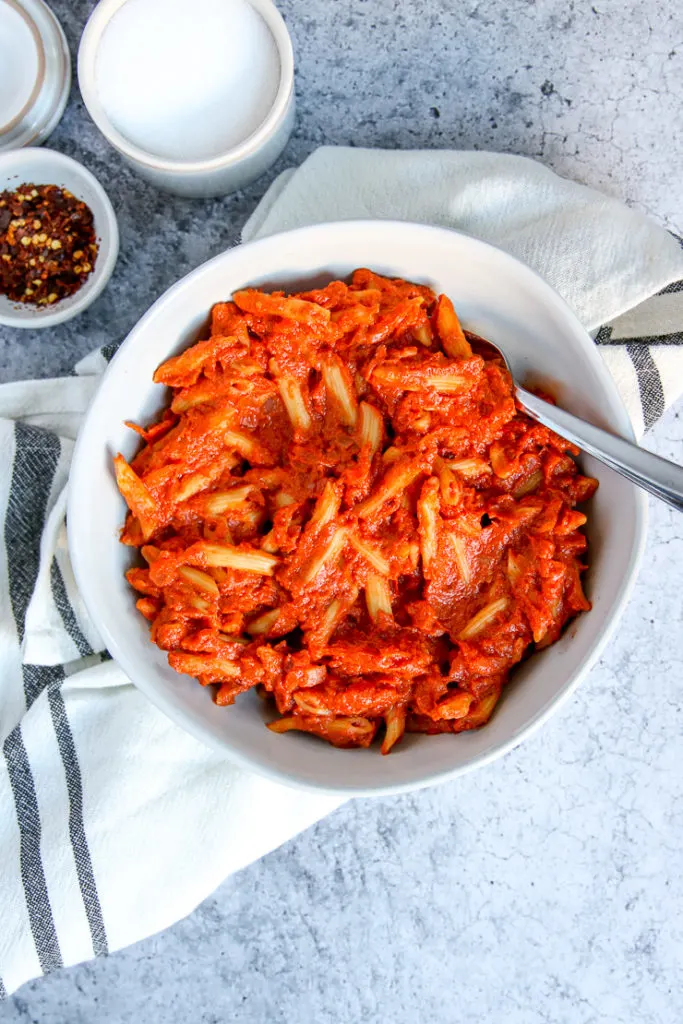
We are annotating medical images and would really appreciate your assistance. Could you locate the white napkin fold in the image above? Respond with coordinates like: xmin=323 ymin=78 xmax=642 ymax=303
xmin=1 ymin=147 xmax=681 ymax=997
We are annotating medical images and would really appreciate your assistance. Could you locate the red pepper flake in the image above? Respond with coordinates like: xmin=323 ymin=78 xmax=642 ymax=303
xmin=0 ymin=183 xmax=99 ymax=306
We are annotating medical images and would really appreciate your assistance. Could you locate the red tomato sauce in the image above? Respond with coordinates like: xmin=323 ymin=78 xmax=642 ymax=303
xmin=115 ymin=270 xmax=597 ymax=754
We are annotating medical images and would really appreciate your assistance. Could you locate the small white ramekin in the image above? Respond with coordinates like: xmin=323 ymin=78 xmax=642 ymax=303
xmin=0 ymin=147 xmax=119 ymax=329
xmin=0 ymin=0 xmax=71 ymax=152
xmin=77 ymin=0 xmax=295 ymax=199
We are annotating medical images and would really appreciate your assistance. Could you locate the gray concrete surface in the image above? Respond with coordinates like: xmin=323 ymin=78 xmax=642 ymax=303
xmin=1 ymin=1 xmax=682 ymax=1021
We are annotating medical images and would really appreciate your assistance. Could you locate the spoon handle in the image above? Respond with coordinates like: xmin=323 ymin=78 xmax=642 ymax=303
xmin=516 ymin=386 xmax=683 ymax=513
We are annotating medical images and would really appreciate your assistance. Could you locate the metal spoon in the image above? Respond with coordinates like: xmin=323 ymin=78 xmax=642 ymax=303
xmin=481 ymin=338 xmax=683 ymax=513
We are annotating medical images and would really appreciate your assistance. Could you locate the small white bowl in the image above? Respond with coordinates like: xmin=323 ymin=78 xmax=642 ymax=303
xmin=0 ymin=0 xmax=71 ymax=152
xmin=68 ymin=221 xmax=647 ymax=796
xmin=77 ymin=0 xmax=295 ymax=198
xmin=0 ymin=147 xmax=119 ymax=329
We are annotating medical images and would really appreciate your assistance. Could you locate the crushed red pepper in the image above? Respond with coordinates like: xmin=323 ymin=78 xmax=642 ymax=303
xmin=0 ymin=183 xmax=99 ymax=306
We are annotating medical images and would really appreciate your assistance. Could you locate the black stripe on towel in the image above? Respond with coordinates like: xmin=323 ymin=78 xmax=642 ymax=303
xmin=658 ymin=279 xmax=683 ymax=295
xmin=5 ymin=423 xmax=60 ymax=698
xmin=627 ymin=343 xmax=666 ymax=430
xmin=47 ymin=686 xmax=108 ymax=957
xmin=100 ymin=340 xmax=122 ymax=362
xmin=600 ymin=331 xmax=683 ymax=347
xmin=50 ymin=560 xmax=94 ymax=659
xmin=23 ymin=665 xmax=62 ymax=727
xmin=3 ymin=726 xmax=63 ymax=974
xmin=594 ymin=325 xmax=613 ymax=345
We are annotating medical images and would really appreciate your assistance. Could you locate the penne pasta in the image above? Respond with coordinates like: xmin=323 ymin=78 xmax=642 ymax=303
xmin=177 ymin=566 xmax=220 ymax=597
xmin=195 ymin=486 xmax=256 ymax=515
xmin=412 ymin=322 xmax=433 ymax=347
xmin=119 ymin=273 xmax=595 ymax=756
xmin=171 ymin=381 xmax=220 ymax=413
xmin=458 ymin=597 xmax=509 ymax=640
xmin=461 ymin=688 xmax=501 ymax=728
xmin=330 ymin=304 xmax=376 ymax=328
xmin=167 ymin=652 xmax=241 ymax=681
xmin=141 ymin=544 xmax=161 ymax=563
xmin=356 ymin=459 xmax=423 ymax=518
xmin=260 ymin=530 xmax=280 ymax=554
xmin=381 ymin=705 xmax=406 ymax=755
xmin=246 ymin=608 xmax=281 ymax=635
xmin=513 ymin=469 xmax=544 ymax=498
xmin=349 ymin=534 xmax=390 ymax=575
xmin=434 ymin=294 xmax=472 ymax=359
xmin=365 ymin=573 xmax=393 ymax=623
xmin=437 ymin=690 xmax=472 ymax=720
xmin=310 ymin=586 xmax=360 ymax=648
xmin=449 ymin=534 xmax=471 ymax=584
xmin=443 ymin=457 xmax=491 ymax=477
xmin=187 ymin=593 xmax=213 ymax=615
xmin=114 ymin=454 xmax=160 ymax=541
xmin=381 ymin=446 xmax=402 ymax=464
xmin=233 ymin=289 xmax=331 ymax=325
xmin=135 ymin=597 xmax=159 ymax=621
xmin=191 ymin=542 xmax=279 ymax=575
xmin=417 ymin=477 xmax=440 ymax=578
xmin=267 ymin=715 xmax=377 ymax=748
xmin=245 ymin=468 xmax=287 ymax=489
xmin=273 ymin=490 xmax=296 ymax=509
xmin=309 ymin=480 xmax=342 ymax=532
xmin=348 ymin=287 xmax=382 ymax=304
xmin=203 ymin=403 xmax=240 ymax=433
xmin=277 ymin=377 xmax=312 ymax=432
xmin=412 ymin=414 xmax=431 ymax=432
xmin=319 ymin=598 xmax=342 ymax=641
xmin=153 ymin=331 xmax=248 ymax=387
xmin=357 ymin=402 xmax=383 ymax=455
xmin=230 ymin=359 xmax=265 ymax=377
xmin=489 ymin=441 xmax=516 ymax=479
xmin=371 ymin=364 xmax=469 ymax=392
xmin=322 ymin=354 xmax=359 ymax=427
xmin=363 ymin=296 xmax=425 ymax=346
xmin=436 ymin=463 xmax=463 ymax=506
xmin=293 ymin=692 xmax=330 ymax=715
xmin=173 ymin=462 xmax=231 ymax=503
xmin=506 ymin=550 xmax=523 ymax=585
xmin=126 ymin=568 xmax=159 ymax=597
xmin=224 ymin=429 xmax=262 ymax=459
xmin=301 ymin=527 xmax=348 ymax=584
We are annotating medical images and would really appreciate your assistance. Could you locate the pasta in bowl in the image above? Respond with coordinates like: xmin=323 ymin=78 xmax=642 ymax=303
xmin=114 ymin=271 xmax=598 ymax=755
xmin=68 ymin=221 xmax=646 ymax=793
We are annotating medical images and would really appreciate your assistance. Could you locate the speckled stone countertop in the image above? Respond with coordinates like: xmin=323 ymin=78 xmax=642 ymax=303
xmin=1 ymin=1 xmax=682 ymax=1022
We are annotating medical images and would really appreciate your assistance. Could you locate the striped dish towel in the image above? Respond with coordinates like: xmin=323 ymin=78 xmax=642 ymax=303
xmin=1 ymin=148 xmax=682 ymax=996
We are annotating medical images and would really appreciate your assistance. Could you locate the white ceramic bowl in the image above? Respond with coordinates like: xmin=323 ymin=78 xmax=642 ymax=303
xmin=0 ymin=0 xmax=71 ymax=152
xmin=0 ymin=147 xmax=119 ymax=329
xmin=77 ymin=0 xmax=295 ymax=198
xmin=67 ymin=221 xmax=647 ymax=796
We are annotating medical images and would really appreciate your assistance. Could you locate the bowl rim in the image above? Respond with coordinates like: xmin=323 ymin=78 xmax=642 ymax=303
xmin=0 ymin=146 xmax=119 ymax=328
xmin=77 ymin=0 xmax=295 ymax=175
xmin=0 ymin=0 xmax=46 ymax=136
xmin=0 ymin=0 xmax=71 ymax=152
xmin=67 ymin=220 xmax=648 ymax=796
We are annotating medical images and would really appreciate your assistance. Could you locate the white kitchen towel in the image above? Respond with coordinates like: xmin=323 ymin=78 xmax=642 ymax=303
xmin=1 ymin=147 xmax=682 ymax=997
